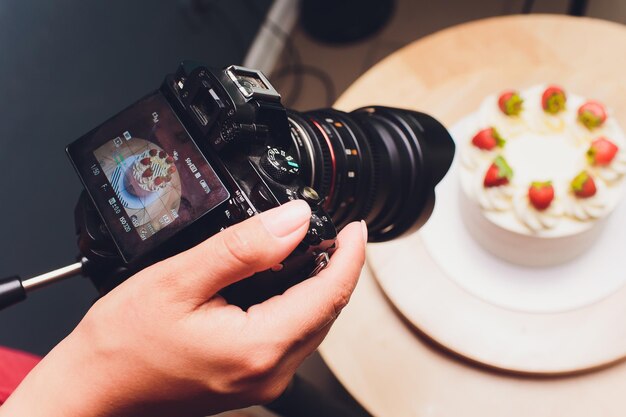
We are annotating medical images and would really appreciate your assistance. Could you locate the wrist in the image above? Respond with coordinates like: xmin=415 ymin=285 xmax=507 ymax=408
xmin=0 ymin=328 xmax=119 ymax=417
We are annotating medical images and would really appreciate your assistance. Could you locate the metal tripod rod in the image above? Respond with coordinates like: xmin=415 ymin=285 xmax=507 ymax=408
xmin=21 ymin=260 xmax=84 ymax=291
xmin=0 ymin=259 xmax=86 ymax=310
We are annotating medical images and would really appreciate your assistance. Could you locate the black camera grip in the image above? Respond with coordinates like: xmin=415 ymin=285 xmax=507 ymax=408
xmin=0 ymin=275 xmax=26 ymax=310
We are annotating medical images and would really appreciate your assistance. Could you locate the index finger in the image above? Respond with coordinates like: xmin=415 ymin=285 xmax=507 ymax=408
xmin=246 ymin=221 xmax=367 ymax=342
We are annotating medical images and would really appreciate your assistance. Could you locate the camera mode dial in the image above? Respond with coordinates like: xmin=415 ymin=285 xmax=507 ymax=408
xmin=260 ymin=147 xmax=300 ymax=183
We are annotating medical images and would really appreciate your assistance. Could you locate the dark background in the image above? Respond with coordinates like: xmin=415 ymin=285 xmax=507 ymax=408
xmin=0 ymin=0 xmax=271 ymax=356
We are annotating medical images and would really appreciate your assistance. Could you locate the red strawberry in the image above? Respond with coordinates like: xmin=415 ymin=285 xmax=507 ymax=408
xmin=471 ymin=127 xmax=505 ymax=150
xmin=142 ymin=167 xmax=153 ymax=178
xmin=165 ymin=156 xmax=174 ymax=164
xmin=159 ymin=151 xmax=167 ymax=159
xmin=587 ymin=137 xmax=619 ymax=165
xmin=149 ymin=149 xmax=158 ymax=157
xmin=140 ymin=157 xmax=151 ymax=166
xmin=571 ymin=171 xmax=597 ymax=198
xmin=154 ymin=176 xmax=165 ymax=186
xmin=498 ymin=90 xmax=524 ymax=116
xmin=528 ymin=181 xmax=554 ymax=211
xmin=168 ymin=165 xmax=177 ymax=174
xmin=542 ymin=85 xmax=566 ymax=114
xmin=578 ymin=100 xmax=607 ymax=130
xmin=483 ymin=156 xmax=513 ymax=188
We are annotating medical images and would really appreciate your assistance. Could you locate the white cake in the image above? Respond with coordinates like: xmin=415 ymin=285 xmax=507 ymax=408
xmin=459 ymin=85 xmax=626 ymax=266
xmin=124 ymin=147 xmax=177 ymax=197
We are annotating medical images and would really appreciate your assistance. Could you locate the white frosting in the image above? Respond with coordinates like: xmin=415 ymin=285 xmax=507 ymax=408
xmin=478 ymin=94 xmax=528 ymax=138
xmin=593 ymin=151 xmax=626 ymax=183
xmin=473 ymin=174 xmax=513 ymax=211
xmin=526 ymin=95 xmax=567 ymax=134
xmin=513 ymin=190 xmax=564 ymax=232
xmin=567 ymin=100 xmax=621 ymax=146
xmin=563 ymin=182 xmax=610 ymax=221
xmin=478 ymin=185 xmax=514 ymax=211
xmin=461 ymin=145 xmax=496 ymax=170
xmin=457 ymin=85 xmax=626 ymax=266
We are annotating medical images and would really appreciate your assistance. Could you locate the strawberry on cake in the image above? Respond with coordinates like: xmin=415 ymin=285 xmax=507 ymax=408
xmin=124 ymin=147 xmax=177 ymax=198
xmin=459 ymin=85 xmax=626 ymax=266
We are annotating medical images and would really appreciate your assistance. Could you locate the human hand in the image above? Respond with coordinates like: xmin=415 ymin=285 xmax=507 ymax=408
xmin=0 ymin=200 xmax=367 ymax=417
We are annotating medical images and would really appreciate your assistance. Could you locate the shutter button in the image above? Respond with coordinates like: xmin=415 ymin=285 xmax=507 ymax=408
xmin=299 ymin=186 xmax=322 ymax=206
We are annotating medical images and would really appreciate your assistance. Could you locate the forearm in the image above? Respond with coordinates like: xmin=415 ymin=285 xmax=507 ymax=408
xmin=0 ymin=332 xmax=116 ymax=417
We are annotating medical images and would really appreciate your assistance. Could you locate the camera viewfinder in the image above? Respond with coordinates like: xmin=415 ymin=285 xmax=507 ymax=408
xmin=190 ymin=86 xmax=221 ymax=127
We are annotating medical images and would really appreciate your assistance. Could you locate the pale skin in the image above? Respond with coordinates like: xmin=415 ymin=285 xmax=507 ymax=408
xmin=0 ymin=200 xmax=367 ymax=417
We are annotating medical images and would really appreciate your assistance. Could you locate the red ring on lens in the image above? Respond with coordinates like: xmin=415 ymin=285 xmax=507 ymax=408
xmin=312 ymin=120 xmax=336 ymax=210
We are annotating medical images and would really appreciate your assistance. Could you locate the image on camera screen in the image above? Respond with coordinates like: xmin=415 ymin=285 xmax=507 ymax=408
xmin=94 ymin=137 xmax=184 ymax=241
xmin=69 ymin=92 xmax=229 ymax=261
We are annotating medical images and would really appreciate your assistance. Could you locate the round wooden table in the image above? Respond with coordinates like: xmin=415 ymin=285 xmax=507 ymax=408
xmin=318 ymin=15 xmax=626 ymax=417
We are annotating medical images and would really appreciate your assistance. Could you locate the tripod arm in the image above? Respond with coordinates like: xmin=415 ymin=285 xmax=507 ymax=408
xmin=0 ymin=275 xmax=26 ymax=310
xmin=0 ymin=261 xmax=85 ymax=310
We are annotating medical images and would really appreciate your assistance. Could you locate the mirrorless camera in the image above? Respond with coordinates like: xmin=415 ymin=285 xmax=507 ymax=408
xmin=67 ymin=63 xmax=334 ymax=307
xmin=63 ymin=61 xmax=454 ymax=309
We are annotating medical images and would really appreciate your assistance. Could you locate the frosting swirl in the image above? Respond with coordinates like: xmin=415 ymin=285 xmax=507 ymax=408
xmin=513 ymin=191 xmax=563 ymax=232
xmin=479 ymin=95 xmax=528 ymax=138
xmin=461 ymin=145 xmax=495 ymax=171
xmin=593 ymin=151 xmax=626 ymax=183
xmin=475 ymin=177 xmax=514 ymax=211
xmin=563 ymin=182 xmax=610 ymax=221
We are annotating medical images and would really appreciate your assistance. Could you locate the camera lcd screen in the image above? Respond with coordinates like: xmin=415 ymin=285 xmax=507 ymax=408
xmin=67 ymin=92 xmax=229 ymax=262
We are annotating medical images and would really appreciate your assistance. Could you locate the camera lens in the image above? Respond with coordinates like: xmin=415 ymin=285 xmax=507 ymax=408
xmin=287 ymin=106 xmax=455 ymax=241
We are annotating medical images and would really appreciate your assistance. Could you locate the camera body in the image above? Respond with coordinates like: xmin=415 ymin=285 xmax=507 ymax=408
xmin=68 ymin=62 xmax=336 ymax=308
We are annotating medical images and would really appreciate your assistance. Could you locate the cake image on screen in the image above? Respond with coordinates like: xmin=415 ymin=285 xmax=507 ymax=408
xmin=94 ymin=137 xmax=182 ymax=241
xmin=124 ymin=147 xmax=177 ymax=196
xmin=458 ymin=85 xmax=626 ymax=266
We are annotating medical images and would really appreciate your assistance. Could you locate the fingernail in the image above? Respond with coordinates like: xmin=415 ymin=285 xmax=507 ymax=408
xmin=261 ymin=200 xmax=311 ymax=238
xmin=361 ymin=220 xmax=368 ymax=242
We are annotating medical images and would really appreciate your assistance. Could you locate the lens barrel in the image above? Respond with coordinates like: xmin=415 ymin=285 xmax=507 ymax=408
xmin=288 ymin=106 xmax=455 ymax=242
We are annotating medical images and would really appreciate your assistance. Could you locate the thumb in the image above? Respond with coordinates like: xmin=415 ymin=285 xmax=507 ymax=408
xmin=150 ymin=200 xmax=311 ymax=304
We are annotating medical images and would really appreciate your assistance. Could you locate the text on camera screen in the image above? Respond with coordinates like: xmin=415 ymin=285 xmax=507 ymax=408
xmin=68 ymin=92 xmax=229 ymax=261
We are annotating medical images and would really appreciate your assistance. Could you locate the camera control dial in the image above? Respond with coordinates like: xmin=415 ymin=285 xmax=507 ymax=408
xmin=305 ymin=211 xmax=335 ymax=246
xmin=260 ymin=147 xmax=300 ymax=183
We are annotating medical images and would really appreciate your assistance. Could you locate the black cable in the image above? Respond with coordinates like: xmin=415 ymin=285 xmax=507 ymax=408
xmin=241 ymin=0 xmax=305 ymax=107
xmin=521 ymin=0 xmax=535 ymax=13
xmin=272 ymin=64 xmax=337 ymax=108
xmin=185 ymin=0 xmax=338 ymax=108
xmin=242 ymin=0 xmax=337 ymax=108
